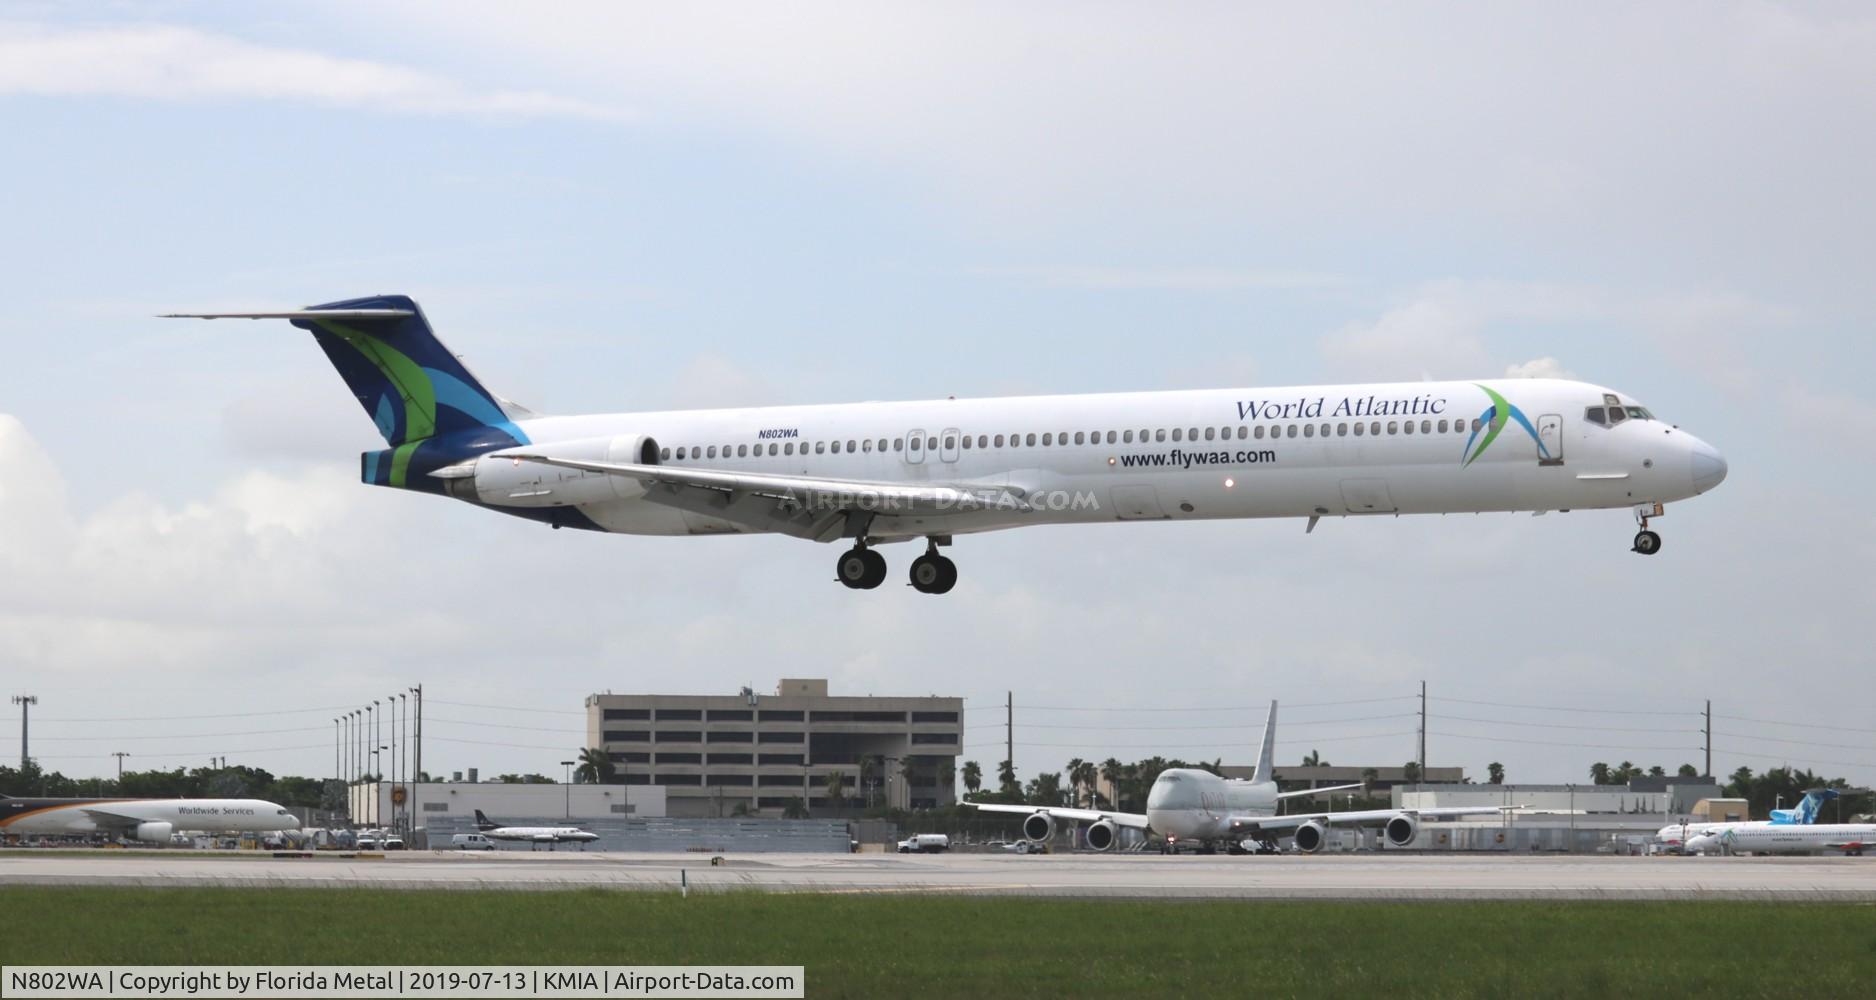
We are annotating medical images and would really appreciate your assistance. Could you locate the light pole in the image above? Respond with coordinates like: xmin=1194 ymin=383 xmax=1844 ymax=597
xmin=371 ymin=748 xmax=384 ymax=825
xmin=561 ymin=760 xmax=576 ymax=818
xmin=397 ymin=692 xmax=408 ymax=832
xmin=11 ymin=695 xmax=36 ymax=770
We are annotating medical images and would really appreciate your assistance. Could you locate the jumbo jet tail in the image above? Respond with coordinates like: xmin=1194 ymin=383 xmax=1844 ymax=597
xmin=1251 ymin=701 xmax=1277 ymax=785
xmin=162 ymin=295 xmax=532 ymax=488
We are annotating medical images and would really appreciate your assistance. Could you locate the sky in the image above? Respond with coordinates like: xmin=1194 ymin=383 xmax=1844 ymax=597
xmin=2 ymin=2 xmax=1874 ymax=792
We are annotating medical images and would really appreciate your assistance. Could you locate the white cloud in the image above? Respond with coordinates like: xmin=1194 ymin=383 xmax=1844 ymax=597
xmin=1504 ymin=357 xmax=1574 ymax=380
xmin=1320 ymin=299 xmax=1490 ymax=382
xmin=0 ymin=21 xmax=625 ymax=120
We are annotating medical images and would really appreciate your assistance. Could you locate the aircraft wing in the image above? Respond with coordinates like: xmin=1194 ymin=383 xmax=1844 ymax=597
xmin=78 ymin=808 xmax=144 ymax=830
xmin=1275 ymin=783 xmax=1365 ymax=801
xmin=964 ymin=801 xmax=1151 ymax=830
xmin=1226 ymin=805 xmax=1514 ymax=832
xmin=495 ymin=453 xmax=1034 ymax=540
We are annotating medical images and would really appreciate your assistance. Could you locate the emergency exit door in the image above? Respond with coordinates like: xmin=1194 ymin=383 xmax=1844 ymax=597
xmin=1537 ymin=414 xmax=1564 ymax=466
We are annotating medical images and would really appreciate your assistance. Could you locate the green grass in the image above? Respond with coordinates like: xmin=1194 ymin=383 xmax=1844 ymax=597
xmin=3 ymin=889 xmax=1873 ymax=998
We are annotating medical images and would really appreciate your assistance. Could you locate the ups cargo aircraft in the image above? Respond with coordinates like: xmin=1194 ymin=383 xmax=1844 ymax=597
xmin=967 ymin=703 xmax=1514 ymax=853
xmin=166 ymin=296 xmax=1727 ymax=592
xmin=0 ymin=794 xmax=300 ymax=843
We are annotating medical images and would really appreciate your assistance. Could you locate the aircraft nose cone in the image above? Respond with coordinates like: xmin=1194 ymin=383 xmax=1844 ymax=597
xmin=1691 ymin=441 xmax=1728 ymax=493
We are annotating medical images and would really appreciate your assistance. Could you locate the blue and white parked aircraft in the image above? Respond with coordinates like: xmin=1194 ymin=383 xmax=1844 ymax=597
xmin=1656 ymin=789 xmax=1839 ymax=851
xmin=166 ymin=295 xmax=1727 ymax=592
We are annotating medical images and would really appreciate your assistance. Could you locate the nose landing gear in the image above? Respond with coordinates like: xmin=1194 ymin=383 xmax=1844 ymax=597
xmin=1632 ymin=503 xmax=1663 ymax=555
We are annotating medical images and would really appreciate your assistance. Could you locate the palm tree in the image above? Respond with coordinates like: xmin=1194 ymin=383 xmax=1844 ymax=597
xmin=1066 ymin=758 xmax=1087 ymax=806
xmin=1361 ymin=767 xmax=1379 ymax=797
xmin=1072 ymin=760 xmax=1098 ymax=808
xmin=1677 ymin=763 xmax=1700 ymax=778
xmin=1647 ymin=765 xmax=1666 ymax=778
xmin=961 ymin=760 xmax=982 ymax=797
xmin=1588 ymin=761 xmax=1612 ymax=785
xmin=824 ymin=770 xmax=848 ymax=811
xmin=997 ymin=758 xmax=1019 ymax=796
xmin=1099 ymin=758 xmax=1122 ymax=807
xmin=1402 ymin=761 xmax=1422 ymax=784
xmin=938 ymin=762 xmax=956 ymax=801
xmin=1302 ymin=750 xmax=1329 ymax=767
xmin=574 ymin=747 xmax=615 ymax=785
xmin=781 ymin=797 xmax=809 ymax=820
xmin=1486 ymin=762 xmax=1505 ymax=785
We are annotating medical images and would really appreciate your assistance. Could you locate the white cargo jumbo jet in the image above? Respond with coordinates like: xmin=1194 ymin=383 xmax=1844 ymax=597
xmin=165 ymin=295 xmax=1727 ymax=592
xmin=966 ymin=703 xmax=1512 ymax=854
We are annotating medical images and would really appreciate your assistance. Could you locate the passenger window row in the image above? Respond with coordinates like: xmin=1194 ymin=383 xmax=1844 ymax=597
xmin=660 ymin=418 xmax=1482 ymax=461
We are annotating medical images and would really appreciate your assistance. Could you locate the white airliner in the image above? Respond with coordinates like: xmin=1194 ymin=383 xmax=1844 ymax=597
xmin=1655 ymin=789 xmax=1836 ymax=851
xmin=165 ymin=295 xmax=1727 ymax=591
xmin=472 ymin=810 xmax=600 ymax=850
xmin=966 ymin=703 xmax=1511 ymax=853
xmin=1685 ymin=823 xmax=1875 ymax=857
xmin=0 ymin=795 xmax=300 ymax=843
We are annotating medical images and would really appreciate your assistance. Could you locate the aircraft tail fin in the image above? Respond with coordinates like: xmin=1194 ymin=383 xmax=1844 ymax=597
xmin=1251 ymin=701 xmax=1277 ymax=785
xmin=473 ymin=809 xmax=498 ymax=831
xmin=1770 ymin=789 xmax=1838 ymax=825
xmin=163 ymin=295 xmax=523 ymax=448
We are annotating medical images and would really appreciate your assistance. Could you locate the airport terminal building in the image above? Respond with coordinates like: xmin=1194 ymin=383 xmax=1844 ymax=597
xmin=585 ymin=678 xmax=964 ymax=818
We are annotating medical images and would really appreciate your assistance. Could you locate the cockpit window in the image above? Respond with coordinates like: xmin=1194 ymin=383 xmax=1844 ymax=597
xmin=1162 ymin=774 xmax=1182 ymax=782
xmin=1626 ymin=406 xmax=1653 ymax=420
xmin=1585 ymin=406 xmax=1606 ymax=426
xmin=1608 ymin=407 xmax=1628 ymax=425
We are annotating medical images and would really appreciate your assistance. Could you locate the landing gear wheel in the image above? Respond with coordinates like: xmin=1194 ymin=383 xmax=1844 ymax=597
xmin=1632 ymin=529 xmax=1662 ymax=555
xmin=909 ymin=553 xmax=957 ymax=594
xmin=836 ymin=547 xmax=888 ymax=589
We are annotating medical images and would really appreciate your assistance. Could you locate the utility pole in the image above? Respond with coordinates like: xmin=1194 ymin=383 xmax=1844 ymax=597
xmin=112 ymin=751 xmax=129 ymax=782
xmin=333 ymin=718 xmax=340 ymax=792
xmin=561 ymin=760 xmax=575 ymax=818
xmin=409 ymin=685 xmax=423 ymax=824
xmin=1417 ymin=681 xmax=1427 ymax=786
xmin=11 ymin=695 xmax=36 ymax=769
xmin=1703 ymin=699 xmax=1712 ymax=778
xmin=1005 ymin=690 xmax=1013 ymax=782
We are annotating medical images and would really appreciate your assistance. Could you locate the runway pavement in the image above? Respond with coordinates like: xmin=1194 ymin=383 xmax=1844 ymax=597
xmin=4 ymin=850 xmax=1875 ymax=899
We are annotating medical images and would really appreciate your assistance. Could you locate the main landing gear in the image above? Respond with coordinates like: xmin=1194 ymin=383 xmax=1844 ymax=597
xmin=835 ymin=545 xmax=888 ymax=590
xmin=1632 ymin=503 xmax=1663 ymax=556
xmin=909 ymin=543 xmax=957 ymax=595
xmin=836 ymin=539 xmax=958 ymax=594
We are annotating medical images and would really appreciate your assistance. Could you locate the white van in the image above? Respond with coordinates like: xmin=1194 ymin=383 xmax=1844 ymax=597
xmin=451 ymin=833 xmax=497 ymax=851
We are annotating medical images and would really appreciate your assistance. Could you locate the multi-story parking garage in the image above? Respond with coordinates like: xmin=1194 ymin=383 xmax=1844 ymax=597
xmin=585 ymin=678 xmax=963 ymax=818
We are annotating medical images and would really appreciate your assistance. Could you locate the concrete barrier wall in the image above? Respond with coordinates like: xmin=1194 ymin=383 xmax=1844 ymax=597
xmin=418 ymin=816 xmax=851 ymax=853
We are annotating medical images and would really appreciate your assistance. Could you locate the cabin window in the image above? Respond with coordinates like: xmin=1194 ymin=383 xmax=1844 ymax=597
xmin=1123 ymin=430 xmax=1134 ymax=443
xmin=1437 ymin=419 xmax=1448 ymax=433
xmin=1585 ymin=407 xmax=1606 ymax=426
xmin=1353 ymin=422 xmax=1365 ymax=436
xmin=994 ymin=434 xmax=1005 ymax=447
xmin=702 ymin=445 xmax=713 ymax=457
xmin=1107 ymin=431 xmax=1117 ymax=444
xmin=979 ymin=435 xmax=989 ymax=448
xmin=862 ymin=439 xmax=873 ymax=452
xmin=1403 ymin=421 xmax=1414 ymax=435
xmin=766 ymin=443 xmax=776 ymax=456
xmin=1253 ymin=425 xmax=1265 ymax=440
xmin=1387 ymin=421 xmax=1398 ymax=435
xmin=1039 ymin=432 xmax=1051 ymax=446
xmin=909 ymin=437 xmax=922 ymax=451
xmin=1090 ymin=429 xmax=1100 ymax=443
xmin=1074 ymin=431 xmax=1085 ymax=445
xmin=1303 ymin=423 xmax=1315 ymax=437
xmin=1025 ymin=433 xmax=1037 ymax=446
xmin=944 ymin=435 xmax=956 ymax=450
xmin=661 ymin=447 xmax=672 ymax=460
xmin=1320 ymin=423 xmax=1330 ymax=437
xmin=1203 ymin=427 xmax=1215 ymax=441
xmin=1288 ymin=424 xmax=1299 ymax=438
xmin=1372 ymin=421 xmax=1383 ymax=436
xmin=1171 ymin=428 xmax=1182 ymax=442
xmin=1470 ymin=419 xmax=1482 ymax=432
xmin=1187 ymin=427 xmax=1199 ymax=441
xmin=1236 ymin=426 xmax=1247 ymax=440
xmin=877 ymin=438 xmax=887 ymax=451
xmin=676 ymin=447 xmax=687 ymax=459
xmin=1337 ymin=423 xmax=1347 ymax=436
xmin=961 ymin=435 xmax=972 ymax=450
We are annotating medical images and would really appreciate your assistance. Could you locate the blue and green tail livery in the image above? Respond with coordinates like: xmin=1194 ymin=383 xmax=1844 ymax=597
xmin=291 ymin=295 xmax=530 ymax=489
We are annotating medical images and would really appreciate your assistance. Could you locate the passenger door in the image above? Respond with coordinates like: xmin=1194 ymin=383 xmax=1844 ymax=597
xmin=903 ymin=428 xmax=925 ymax=466
xmin=1536 ymin=413 xmax=1564 ymax=466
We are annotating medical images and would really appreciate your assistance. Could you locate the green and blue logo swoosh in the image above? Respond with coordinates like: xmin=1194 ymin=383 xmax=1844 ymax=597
xmin=1461 ymin=384 xmax=1550 ymax=466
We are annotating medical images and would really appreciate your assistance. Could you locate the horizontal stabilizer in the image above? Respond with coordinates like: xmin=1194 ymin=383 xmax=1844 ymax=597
xmin=159 ymin=309 xmax=415 ymax=320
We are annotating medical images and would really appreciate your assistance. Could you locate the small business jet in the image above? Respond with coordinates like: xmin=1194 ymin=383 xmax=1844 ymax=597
xmin=0 ymin=794 xmax=299 ymax=843
xmin=966 ymin=703 xmax=1510 ymax=854
xmin=166 ymin=295 xmax=1726 ymax=592
xmin=1655 ymin=789 xmax=1836 ymax=851
xmin=472 ymin=810 xmax=600 ymax=850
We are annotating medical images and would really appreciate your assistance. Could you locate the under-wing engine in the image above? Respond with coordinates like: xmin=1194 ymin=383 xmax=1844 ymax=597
xmin=1085 ymin=818 xmax=1117 ymax=851
xmin=1384 ymin=813 xmax=1419 ymax=847
xmin=1022 ymin=812 xmax=1055 ymax=843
